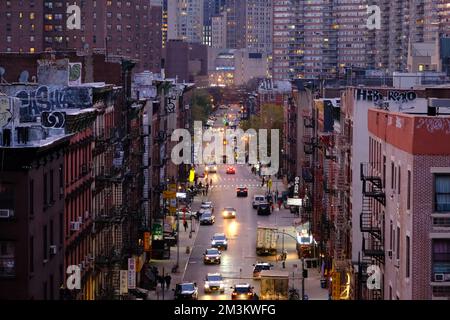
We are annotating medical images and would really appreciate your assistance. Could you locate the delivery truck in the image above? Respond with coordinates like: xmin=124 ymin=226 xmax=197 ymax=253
xmin=260 ymin=270 xmax=289 ymax=300
xmin=256 ymin=226 xmax=278 ymax=256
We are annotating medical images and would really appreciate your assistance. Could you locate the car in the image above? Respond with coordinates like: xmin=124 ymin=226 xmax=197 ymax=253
xmin=252 ymin=195 xmax=266 ymax=209
xmin=201 ymin=201 xmax=214 ymax=210
xmin=173 ymin=282 xmax=198 ymax=300
xmin=203 ymin=248 xmax=221 ymax=264
xmin=236 ymin=186 xmax=248 ymax=197
xmin=205 ymin=165 xmax=218 ymax=173
xmin=226 ymin=166 xmax=236 ymax=174
xmin=211 ymin=233 xmax=228 ymax=250
xmin=257 ymin=202 xmax=271 ymax=215
xmin=252 ymin=262 xmax=273 ymax=279
xmin=204 ymin=273 xmax=225 ymax=293
xmin=222 ymin=207 xmax=236 ymax=219
xmin=200 ymin=212 xmax=215 ymax=225
xmin=231 ymin=283 xmax=255 ymax=300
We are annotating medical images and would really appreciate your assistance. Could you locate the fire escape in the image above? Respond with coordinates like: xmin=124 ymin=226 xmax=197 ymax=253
xmin=360 ymin=162 xmax=385 ymax=300
xmin=302 ymin=111 xmax=316 ymax=224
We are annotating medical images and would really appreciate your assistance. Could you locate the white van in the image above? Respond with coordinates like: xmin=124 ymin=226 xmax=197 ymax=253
xmin=252 ymin=195 xmax=266 ymax=209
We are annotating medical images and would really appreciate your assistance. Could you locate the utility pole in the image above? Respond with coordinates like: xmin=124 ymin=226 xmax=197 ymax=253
xmin=162 ymin=267 xmax=165 ymax=300
xmin=301 ymin=257 xmax=305 ymax=300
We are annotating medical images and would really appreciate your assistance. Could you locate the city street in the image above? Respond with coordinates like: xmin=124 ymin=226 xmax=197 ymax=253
xmin=180 ymin=108 xmax=328 ymax=300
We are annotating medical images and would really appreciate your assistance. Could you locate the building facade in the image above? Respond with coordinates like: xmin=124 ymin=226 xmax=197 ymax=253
xmin=0 ymin=0 xmax=162 ymax=73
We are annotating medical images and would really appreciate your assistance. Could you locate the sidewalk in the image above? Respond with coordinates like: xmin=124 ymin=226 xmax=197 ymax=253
xmin=146 ymin=194 xmax=205 ymax=300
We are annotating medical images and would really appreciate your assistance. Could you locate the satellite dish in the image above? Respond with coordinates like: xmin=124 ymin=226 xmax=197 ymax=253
xmin=19 ymin=70 xmax=29 ymax=83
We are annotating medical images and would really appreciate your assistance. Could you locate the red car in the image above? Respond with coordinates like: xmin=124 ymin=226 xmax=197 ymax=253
xmin=226 ymin=166 xmax=236 ymax=174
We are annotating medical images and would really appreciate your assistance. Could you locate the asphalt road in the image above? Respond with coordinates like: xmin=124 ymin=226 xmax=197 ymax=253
xmin=182 ymin=106 xmax=297 ymax=300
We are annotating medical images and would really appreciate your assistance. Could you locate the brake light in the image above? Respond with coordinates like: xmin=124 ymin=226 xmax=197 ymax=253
xmin=232 ymin=292 xmax=237 ymax=296
xmin=247 ymin=292 xmax=253 ymax=295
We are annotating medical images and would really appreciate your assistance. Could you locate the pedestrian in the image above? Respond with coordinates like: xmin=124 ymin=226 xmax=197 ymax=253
xmin=271 ymin=202 xmax=274 ymax=213
xmin=164 ymin=274 xmax=172 ymax=290
xmin=183 ymin=219 xmax=188 ymax=232
xmin=205 ymin=183 xmax=209 ymax=195
xmin=261 ymin=177 xmax=265 ymax=187
xmin=278 ymin=199 xmax=282 ymax=210
xmin=210 ymin=178 xmax=212 ymax=186
xmin=157 ymin=275 xmax=164 ymax=289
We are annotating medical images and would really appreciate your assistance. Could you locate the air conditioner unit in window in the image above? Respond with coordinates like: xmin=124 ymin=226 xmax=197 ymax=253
xmin=49 ymin=245 xmax=57 ymax=255
xmin=0 ymin=209 xmax=14 ymax=218
xmin=435 ymin=273 xmax=445 ymax=282
xmin=70 ymin=222 xmax=81 ymax=231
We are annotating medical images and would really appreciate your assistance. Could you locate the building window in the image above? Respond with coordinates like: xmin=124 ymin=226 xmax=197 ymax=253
xmin=432 ymin=239 xmax=450 ymax=281
xmin=0 ymin=182 xmax=14 ymax=211
xmin=406 ymin=235 xmax=410 ymax=278
xmin=407 ymin=170 xmax=411 ymax=210
xmin=396 ymin=226 xmax=400 ymax=260
xmin=30 ymin=48 xmax=35 ymax=53
xmin=43 ymin=225 xmax=48 ymax=261
xmin=389 ymin=220 xmax=393 ymax=254
xmin=391 ymin=162 xmax=394 ymax=189
xmin=30 ymin=236 xmax=34 ymax=273
xmin=43 ymin=173 xmax=48 ymax=207
xmin=30 ymin=12 xmax=35 ymax=20
xmin=30 ymin=180 xmax=34 ymax=217
xmin=435 ymin=175 xmax=450 ymax=212
xmin=59 ymin=165 xmax=63 ymax=200
xmin=0 ymin=241 xmax=15 ymax=277
xmin=398 ymin=167 xmax=401 ymax=195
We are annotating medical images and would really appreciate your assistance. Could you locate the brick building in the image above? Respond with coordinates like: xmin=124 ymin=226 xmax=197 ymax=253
xmin=0 ymin=94 xmax=70 ymax=300
xmin=366 ymin=106 xmax=450 ymax=300
xmin=0 ymin=0 xmax=162 ymax=73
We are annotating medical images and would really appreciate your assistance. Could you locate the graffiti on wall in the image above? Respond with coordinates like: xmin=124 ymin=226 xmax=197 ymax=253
xmin=416 ymin=118 xmax=450 ymax=135
xmin=41 ymin=111 xmax=66 ymax=129
xmin=0 ymin=96 xmax=12 ymax=127
xmin=14 ymin=86 xmax=92 ymax=121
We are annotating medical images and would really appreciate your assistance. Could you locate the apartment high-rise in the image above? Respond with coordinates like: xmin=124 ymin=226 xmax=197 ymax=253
xmin=273 ymin=0 xmax=303 ymax=81
xmin=273 ymin=0 xmax=367 ymax=81
xmin=203 ymin=0 xmax=226 ymax=46
xmin=225 ymin=0 xmax=272 ymax=54
xmin=168 ymin=0 xmax=204 ymax=43
xmin=0 ymin=0 xmax=162 ymax=73
xmin=212 ymin=12 xmax=228 ymax=48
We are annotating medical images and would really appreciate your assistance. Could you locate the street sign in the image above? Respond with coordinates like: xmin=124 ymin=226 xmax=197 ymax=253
xmin=287 ymin=198 xmax=303 ymax=206
xmin=120 ymin=270 xmax=128 ymax=295
xmin=293 ymin=176 xmax=300 ymax=198
xmin=144 ymin=232 xmax=151 ymax=252
xmin=128 ymin=258 xmax=136 ymax=290
xmin=163 ymin=191 xmax=176 ymax=199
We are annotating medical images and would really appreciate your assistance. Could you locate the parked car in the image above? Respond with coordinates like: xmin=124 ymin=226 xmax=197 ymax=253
xmin=252 ymin=195 xmax=266 ymax=209
xmin=173 ymin=282 xmax=198 ymax=300
xmin=236 ymin=186 xmax=248 ymax=197
xmin=203 ymin=248 xmax=221 ymax=265
xmin=231 ymin=283 xmax=255 ymax=300
xmin=211 ymin=233 xmax=228 ymax=250
xmin=257 ymin=202 xmax=271 ymax=216
xmin=200 ymin=212 xmax=215 ymax=225
xmin=204 ymin=273 xmax=225 ymax=293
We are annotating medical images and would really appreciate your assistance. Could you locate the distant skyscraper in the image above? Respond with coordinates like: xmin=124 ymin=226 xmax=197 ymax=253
xmin=203 ymin=0 xmax=226 ymax=46
xmin=224 ymin=0 xmax=272 ymax=54
xmin=212 ymin=11 xmax=228 ymax=48
xmin=168 ymin=0 xmax=204 ymax=43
